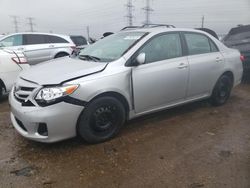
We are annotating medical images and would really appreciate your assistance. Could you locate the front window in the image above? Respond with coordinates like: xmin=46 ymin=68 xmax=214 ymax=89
xmin=137 ymin=33 xmax=182 ymax=64
xmin=79 ymin=32 xmax=147 ymax=62
xmin=0 ymin=35 xmax=23 ymax=47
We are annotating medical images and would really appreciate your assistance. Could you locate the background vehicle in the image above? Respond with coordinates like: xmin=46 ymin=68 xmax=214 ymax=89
xmin=196 ymin=28 xmax=219 ymax=39
xmin=9 ymin=27 xmax=243 ymax=144
xmin=0 ymin=33 xmax=75 ymax=65
xmin=0 ymin=49 xmax=29 ymax=99
xmin=70 ymin=35 xmax=89 ymax=55
xmin=223 ymin=25 xmax=250 ymax=73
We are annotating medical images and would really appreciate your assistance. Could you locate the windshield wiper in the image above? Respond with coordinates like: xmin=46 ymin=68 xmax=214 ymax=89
xmin=79 ymin=55 xmax=100 ymax=62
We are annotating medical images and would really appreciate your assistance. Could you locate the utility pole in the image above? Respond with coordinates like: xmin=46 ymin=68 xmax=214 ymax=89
xmin=27 ymin=17 xmax=35 ymax=32
xmin=86 ymin=26 xmax=90 ymax=41
xmin=10 ymin=16 xmax=19 ymax=33
xmin=201 ymin=15 xmax=205 ymax=28
xmin=142 ymin=0 xmax=154 ymax=25
xmin=125 ymin=0 xmax=134 ymax=26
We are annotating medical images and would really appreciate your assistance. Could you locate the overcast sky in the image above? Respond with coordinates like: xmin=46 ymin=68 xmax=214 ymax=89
xmin=0 ymin=0 xmax=249 ymax=38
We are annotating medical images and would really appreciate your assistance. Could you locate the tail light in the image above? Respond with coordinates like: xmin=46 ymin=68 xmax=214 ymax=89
xmin=240 ymin=55 xmax=245 ymax=62
xmin=12 ymin=56 xmax=28 ymax=64
xmin=70 ymin=46 xmax=76 ymax=50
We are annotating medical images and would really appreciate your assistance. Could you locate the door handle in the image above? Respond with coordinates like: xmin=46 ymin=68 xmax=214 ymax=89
xmin=17 ymin=47 xmax=24 ymax=51
xmin=216 ymin=57 xmax=223 ymax=62
xmin=49 ymin=45 xmax=54 ymax=48
xmin=178 ymin=63 xmax=188 ymax=69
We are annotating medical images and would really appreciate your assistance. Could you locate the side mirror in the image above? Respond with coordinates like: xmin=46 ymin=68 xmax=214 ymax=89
xmin=135 ymin=53 xmax=146 ymax=65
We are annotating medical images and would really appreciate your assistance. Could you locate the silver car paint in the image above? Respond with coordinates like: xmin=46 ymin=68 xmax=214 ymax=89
xmin=9 ymin=28 xmax=243 ymax=142
xmin=0 ymin=33 xmax=74 ymax=65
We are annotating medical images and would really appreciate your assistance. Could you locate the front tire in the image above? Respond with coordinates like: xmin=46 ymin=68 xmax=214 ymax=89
xmin=77 ymin=97 xmax=125 ymax=144
xmin=210 ymin=75 xmax=233 ymax=106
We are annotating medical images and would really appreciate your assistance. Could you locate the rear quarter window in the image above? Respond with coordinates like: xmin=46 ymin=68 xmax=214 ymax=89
xmin=49 ymin=35 xmax=69 ymax=43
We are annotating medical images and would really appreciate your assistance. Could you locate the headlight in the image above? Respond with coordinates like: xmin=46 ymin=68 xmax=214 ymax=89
xmin=35 ymin=85 xmax=79 ymax=106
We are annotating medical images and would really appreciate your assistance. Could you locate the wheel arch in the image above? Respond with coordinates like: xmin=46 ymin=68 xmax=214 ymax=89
xmin=222 ymin=70 xmax=234 ymax=85
xmin=75 ymin=91 xmax=130 ymax=138
xmin=54 ymin=51 xmax=70 ymax=58
xmin=89 ymin=91 xmax=130 ymax=119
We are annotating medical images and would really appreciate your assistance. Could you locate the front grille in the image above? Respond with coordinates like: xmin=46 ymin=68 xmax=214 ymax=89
xmin=14 ymin=78 xmax=38 ymax=106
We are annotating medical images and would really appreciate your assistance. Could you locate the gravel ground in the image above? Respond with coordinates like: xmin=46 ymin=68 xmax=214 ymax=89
xmin=0 ymin=82 xmax=250 ymax=188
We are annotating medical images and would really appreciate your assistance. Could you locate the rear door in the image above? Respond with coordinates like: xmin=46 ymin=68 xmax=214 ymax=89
xmin=132 ymin=32 xmax=189 ymax=114
xmin=23 ymin=34 xmax=52 ymax=64
xmin=183 ymin=32 xmax=225 ymax=99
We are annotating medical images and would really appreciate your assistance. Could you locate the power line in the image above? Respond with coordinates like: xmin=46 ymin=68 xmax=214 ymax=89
xmin=27 ymin=17 xmax=36 ymax=32
xmin=142 ymin=0 xmax=154 ymax=25
xmin=125 ymin=0 xmax=134 ymax=26
xmin=10 ymin=15 xmax=20 ymax=33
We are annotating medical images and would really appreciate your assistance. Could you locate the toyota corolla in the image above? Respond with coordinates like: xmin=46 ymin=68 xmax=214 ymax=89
xmin=9 ymin=27 xmax=243 ymax=143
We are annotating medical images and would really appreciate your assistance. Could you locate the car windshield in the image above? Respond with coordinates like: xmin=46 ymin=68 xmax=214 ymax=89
xmin=79 ymin=32 xmax=146 ymax=62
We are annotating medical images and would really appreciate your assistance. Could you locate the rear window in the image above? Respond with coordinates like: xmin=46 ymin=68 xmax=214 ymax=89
xmin=24 ymin=34 xmax=47 ymax=45
xmin=185 ymin=33 xmax=211 ymax=55
xmin=70 ymin=36 xmax=88 ymax=46
xmin=184 ymin=33 xmax=218 ymax=55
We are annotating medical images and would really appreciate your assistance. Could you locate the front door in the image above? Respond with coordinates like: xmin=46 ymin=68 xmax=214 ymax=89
xmin=132 ymin=33 xmax=189 ymax=114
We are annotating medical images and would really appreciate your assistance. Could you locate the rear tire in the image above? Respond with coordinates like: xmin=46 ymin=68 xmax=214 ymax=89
xmin=210 ymin=75 xmax=233 ymax=106
xmin=77 ymin=97 xmax=125 ymax=144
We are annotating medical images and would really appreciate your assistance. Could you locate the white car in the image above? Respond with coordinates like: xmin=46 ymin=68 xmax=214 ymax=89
xmin=0 ymin=49 xmax=29 ymax=99
xmin=0 ymin=33 xmax=75 ymax=65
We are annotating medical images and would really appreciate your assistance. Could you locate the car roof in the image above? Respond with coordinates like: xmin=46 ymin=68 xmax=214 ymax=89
xmin=2 ymin=32 xmax=69 ymax=38
xmin=120 ymin=27 xmax=211 ymax=36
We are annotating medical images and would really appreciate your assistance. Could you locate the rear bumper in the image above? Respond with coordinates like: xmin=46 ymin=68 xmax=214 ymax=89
xmin=9 ymin=89 xmax=84 ymax=143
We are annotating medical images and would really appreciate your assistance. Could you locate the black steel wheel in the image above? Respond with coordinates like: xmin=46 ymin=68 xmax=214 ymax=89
xmin=211 ymin=74 xmax=233 ymax=106
xmin=77 ymin=96 xmax=125 ymax=143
